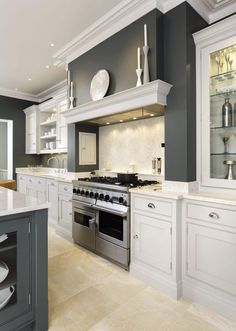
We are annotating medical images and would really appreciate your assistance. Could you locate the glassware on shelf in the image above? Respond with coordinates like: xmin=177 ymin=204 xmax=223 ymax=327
xmin=224 ymin=160 xmax=236 ymax=179
xmin=221 ymin=135 xmax=229 ymax=154
xmin=222 ymin=98 xmax=233 ymax=127
xmin=225 ymin=52 xmax=230 ymax=72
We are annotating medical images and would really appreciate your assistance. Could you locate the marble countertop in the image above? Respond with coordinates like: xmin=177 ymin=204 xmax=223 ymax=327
xmin=129 ymin=185 xmax=183 ymax=200
xmin=183 ymin=191 xmax=236 ymax=206
xmin=0 ymin=186 xmax=50 ymax=217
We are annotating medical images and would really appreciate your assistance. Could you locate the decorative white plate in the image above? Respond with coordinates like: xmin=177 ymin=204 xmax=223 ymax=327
xmin=0 ymin=261 xmax=9 ymax=283
xmin=90 ymin=69 xmax=110 ymax=101
xmin=0 ymin=234 xmax=8 ymax=243
xmin=0 ymin=286 xmax=15 ymax=310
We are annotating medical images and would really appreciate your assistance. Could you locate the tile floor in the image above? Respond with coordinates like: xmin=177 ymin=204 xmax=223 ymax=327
xmin=48 ymin=227 xmax=236 ymax=331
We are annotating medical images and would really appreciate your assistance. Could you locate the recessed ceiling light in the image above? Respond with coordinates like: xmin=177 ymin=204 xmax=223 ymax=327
xmin=106 ymin=122 xmax=110 ymax=125
xmin=133 ymin=117 xmax=137 ymax=120
xmin=119 ymin=120 xmax=123 ymax=122
xmin=150 ymin=114 xmax=154 ymax=117
xmin=28 ymin=78 xmax=32 ymax=81
xmin=45 ymin=65 xmax=50 ymax=69
xmin=50 ymin=43 xmax=55 ymax=47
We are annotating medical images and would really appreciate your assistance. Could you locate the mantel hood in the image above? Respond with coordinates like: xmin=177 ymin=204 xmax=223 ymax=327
xmin=63 ymin=80 xmax=172 ymax=124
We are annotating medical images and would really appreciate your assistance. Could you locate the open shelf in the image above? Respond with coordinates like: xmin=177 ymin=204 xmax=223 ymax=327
xmin=210 ymin=69 xmax=236 ymax=80
xmin=40 ymin=120 xmax=56 ymax=126
xmin=40 ymin=135 xmax=57 ymax=140
xmin=210 ymin=125 xmax=236 ymax=130
xmin=211 ymin=153 xmax=236 ymax=156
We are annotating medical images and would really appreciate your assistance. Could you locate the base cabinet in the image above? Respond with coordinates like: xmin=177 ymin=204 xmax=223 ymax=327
xmin=130 ymin=193 xmax=181 ymax=299
xmin=58 ymin=183 xmax=72 ymax=238
xmin=182 ymin=199 xmax=236 ymax=321
xmin=46 ymin=180 xmax=58 ymax=221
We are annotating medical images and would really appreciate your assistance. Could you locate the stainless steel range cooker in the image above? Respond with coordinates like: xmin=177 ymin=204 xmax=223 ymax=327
xmin=72 ymin=176 xmax=158 ymax=269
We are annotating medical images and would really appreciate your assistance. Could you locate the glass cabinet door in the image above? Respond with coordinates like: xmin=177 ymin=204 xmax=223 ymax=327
xmin=210 ymin=44 xmax=236 ymax=182
xmin=0 ymin=216 xmax=31 ymax=328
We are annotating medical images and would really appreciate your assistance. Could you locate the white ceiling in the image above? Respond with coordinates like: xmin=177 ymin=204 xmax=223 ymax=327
xmin=0 ymin=0 xmax=122 ymax=96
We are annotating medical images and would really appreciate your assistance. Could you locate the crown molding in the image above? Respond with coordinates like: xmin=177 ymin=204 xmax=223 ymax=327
xmin=0 ymin=87 xmax=39 ymax=103
xmin=0 ymin=79 xmax=67 ymax=103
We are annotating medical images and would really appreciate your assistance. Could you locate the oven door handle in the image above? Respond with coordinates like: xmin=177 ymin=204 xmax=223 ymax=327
xmin=92 ymin=205 xmax=127 ymax=217
xmin=72 ymin=200 xmax=93 ymax=208
xmin=89 ymin=218 xmax=96 ymax=229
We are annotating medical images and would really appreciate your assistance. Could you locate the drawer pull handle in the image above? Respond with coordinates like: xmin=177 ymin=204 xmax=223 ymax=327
xmin=148 ymin=203 xmax=155 ymax=209
xmin=51 ymin=183 xmax=55 ymax=186
xmin=209 ymin=212 xmax=219 ymax=220
xmin=133 ymin=234 xmax=139 ymax=239
xmin=38 ymin=181 xmax=41 ymax=184
xmin=64 ymin=187 xmax=68 ymax=191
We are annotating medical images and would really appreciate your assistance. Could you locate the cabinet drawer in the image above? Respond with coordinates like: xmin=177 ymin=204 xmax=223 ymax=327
xmin=187 ymin=202 xmax=236 ymax=229
xmin=133 ymin=195 xmax=173 ymax=218
xmin=27 ymin=176 xmax=46 ymax=191
xmin=58 ymin=182 xmax=72 ymax=195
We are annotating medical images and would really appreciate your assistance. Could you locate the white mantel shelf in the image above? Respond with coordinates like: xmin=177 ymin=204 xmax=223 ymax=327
xmin=63 ymin=80 xmax=172 ymax=124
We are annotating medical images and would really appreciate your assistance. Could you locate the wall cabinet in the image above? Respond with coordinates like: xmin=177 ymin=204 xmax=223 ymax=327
xmin=182 ymin=199 xmax=236 ymax=321
xmin=130 ymin=193 xmax=181 ymax=299
xmin=79 ymin=132 xmax=96 ymax=165
xmin=194 ymin=16 xmax=236 ymax=191
xmin=56 ymin=99 xmax=68 ymax=151
xmin=23 ymin=105 xmax=39 ymax=154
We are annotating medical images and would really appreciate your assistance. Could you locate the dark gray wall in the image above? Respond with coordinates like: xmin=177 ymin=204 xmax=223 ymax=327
xmin=69 ymin=9 xmax=163 ymax=105
xmin=68 ymin=124 xmax=99 ymax=172
xmin=164 ymin=2 xmax=207 ymax=182
xmin=0 ymin=96 xmax=41 ymax=178
xmin=0 ymin=122 xmax=7 ymax=169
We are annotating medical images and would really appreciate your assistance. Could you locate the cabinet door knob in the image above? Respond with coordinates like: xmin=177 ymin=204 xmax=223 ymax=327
xmin=64 ymin=187 xmax=68 ymax=191
xmin=209 ymin=212 xmax=220 ymax=220
xmin=148 ymin=203 xmax=155 ymax=209
xmin=133 ymin=234 xmax=139 ymax=239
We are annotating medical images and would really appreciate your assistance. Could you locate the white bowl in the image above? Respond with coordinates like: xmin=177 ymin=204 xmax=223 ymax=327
xmin=0 ymin=234 xmax=8 ymax=243
xmin=0 ymin=261 xmax=9 ymax=283
xmin=0 ymin=286 xmax=15 ymax=310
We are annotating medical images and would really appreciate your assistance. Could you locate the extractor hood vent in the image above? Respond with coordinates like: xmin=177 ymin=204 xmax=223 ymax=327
xmin=63 ymin=80 xmax=172 ymax=124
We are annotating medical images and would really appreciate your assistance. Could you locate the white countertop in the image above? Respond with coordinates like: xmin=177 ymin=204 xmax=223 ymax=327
xmin=0 ymin=187 xmax=50 ymax=217
xmin=130 ymin=185 xmax=183 ymax=200
xmin=183 ymin=191 xmax=236 ymax=206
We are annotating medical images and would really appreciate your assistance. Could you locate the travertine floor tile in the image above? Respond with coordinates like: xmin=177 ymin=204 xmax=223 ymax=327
xmin=48 ymin=227 xmax=236 ymax=331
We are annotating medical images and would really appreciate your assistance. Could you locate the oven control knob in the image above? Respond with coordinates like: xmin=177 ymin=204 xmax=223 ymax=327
xmin=99 ymin=193 xmax=104 ymax=200
xmin=90 ymin=192 xmax=94 ymax=198
xmin=76 ymin=188 xmax=81 ymax=194
xmin=81 ymin=190 xmax=85 ymax=195
xmin=73 ymin=188 xmax=77 ymax=193
xmin=105 ymin=194 xmax=110 ymax=201
xmin=94 ymin=193 xmax=99 ymax=199
xmin=85 ymin=191 xmax=89 ymax=196
xmin=119 ymin=197 xmax=124 ymax=204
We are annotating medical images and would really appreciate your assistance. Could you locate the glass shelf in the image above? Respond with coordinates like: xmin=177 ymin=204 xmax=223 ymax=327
xmin=210 ymin=89 xmax=236 ymax=98
xmin=210 ymin=125 xmax=236 ymax=130
xmin=211 ymin=153 xmax=236 ymax=156
xmin=210 ymin=69 xmax=236 ymax=80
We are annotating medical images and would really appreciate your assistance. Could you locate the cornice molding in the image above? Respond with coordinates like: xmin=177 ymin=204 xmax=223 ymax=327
xmin=63 ymin=79 xmax=172 ymax=124
xmin=0 ymin=79 xmax=67 ymax=103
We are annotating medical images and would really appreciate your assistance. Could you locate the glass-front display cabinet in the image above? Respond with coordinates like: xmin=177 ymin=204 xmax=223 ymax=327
xmin=194 ymin=16 xmax=236 ymax=190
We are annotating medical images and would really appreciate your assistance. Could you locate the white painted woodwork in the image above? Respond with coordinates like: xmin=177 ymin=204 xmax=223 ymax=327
xmin=187 ymin=222 xmax=236 ymax=295
xmin=58 ymin=193 xmax=72 ymax=233
xmin=133 ymin=196 xmax=173 ymax=218
xmin=79 ymin=132 xmax=96 ymax=165
xmin=17 ymin=175 xmax=27 ymax=194
xmin=24 ymin=105 xmax=39 ymax=154
xmin=194 ymin=15 xmax=236 ymax=192
xmin=56 ymin=99 xmax=68 ymax=151
xmin=47 ymin=180 xmax=58 ymax=220
xmin=133 ymin=213 xmax=172 ymax=274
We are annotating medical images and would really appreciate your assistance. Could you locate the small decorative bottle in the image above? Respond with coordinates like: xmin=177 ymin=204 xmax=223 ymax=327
xmin=156 ymin=158 xmax=161 ymax=174
xmin=222 ymin=98 xmax=233 ymax=127
xmin=152 ymin=157 xmax=157 ymax=174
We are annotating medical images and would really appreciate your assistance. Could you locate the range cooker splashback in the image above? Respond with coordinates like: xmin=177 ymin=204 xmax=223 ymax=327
xmin=63 ymin=80 xmax=172 ymax=124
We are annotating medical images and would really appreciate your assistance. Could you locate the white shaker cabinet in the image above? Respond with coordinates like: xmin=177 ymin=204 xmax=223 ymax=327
xmin=57 ymin=182 xmax=73 ymax=239
xmin=17 ymin=174 xmax=27 ymax=194
xmin=23 ymin=105 xmax=39 ymax=154
xmin=130 ymin=192 xmax=182 ymax=299
xmin=46 ymin=179 xmax=58 ymax=222
xmin=182 ymin=199 xmax=236 ymax=321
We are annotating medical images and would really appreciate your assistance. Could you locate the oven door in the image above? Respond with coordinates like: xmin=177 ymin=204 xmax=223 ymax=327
xmin=93 ymin=206 xmax=129 ymax=249
xmin=72 ymin=201 xmax=96 ymax=250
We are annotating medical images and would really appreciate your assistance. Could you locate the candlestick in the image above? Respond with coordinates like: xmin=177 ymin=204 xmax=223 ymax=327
xmin=143 ymin=45 xmax=150 ymax=84
xmin=70 ymin=82 xmax=73 ymax=98
xmin=136 ymin=68 xmax=143 ymax=87
xmin=137 ymin=47 xmax=140 ymax=69
xmin=144 ymin=24 xmax=147 ymax=46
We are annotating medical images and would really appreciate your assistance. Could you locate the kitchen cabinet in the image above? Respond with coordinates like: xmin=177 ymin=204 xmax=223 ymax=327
xmin=58 ymin=183 xmax=72 ymax=238
xmin=194 ymin=16 xmax=236 ymax=190
xmin=130 ymin=192 xmax=181 ymax=299
xmin=0 ymin=210 xmax=48 ymax=330
xmin=23 ymin=105 xmax=39 ymax=154
xmin=46 ymin=180 xmax=58 ymax=222
xmin=182 ymin=198 xmax=236 ymax=321
xmin=56 ymin=99 xmax=68 ymax=151
xmin=26 ymin=176 xmax=47 ymax=202
xmin=79 ymin=132 xmax=96 ymax=165
xmin=17 ymin=175 xmax=27 ymax=194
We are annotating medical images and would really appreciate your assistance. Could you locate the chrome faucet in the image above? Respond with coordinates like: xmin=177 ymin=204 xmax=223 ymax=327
xmin=47 ymin=156 xmax=60 ymax=168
